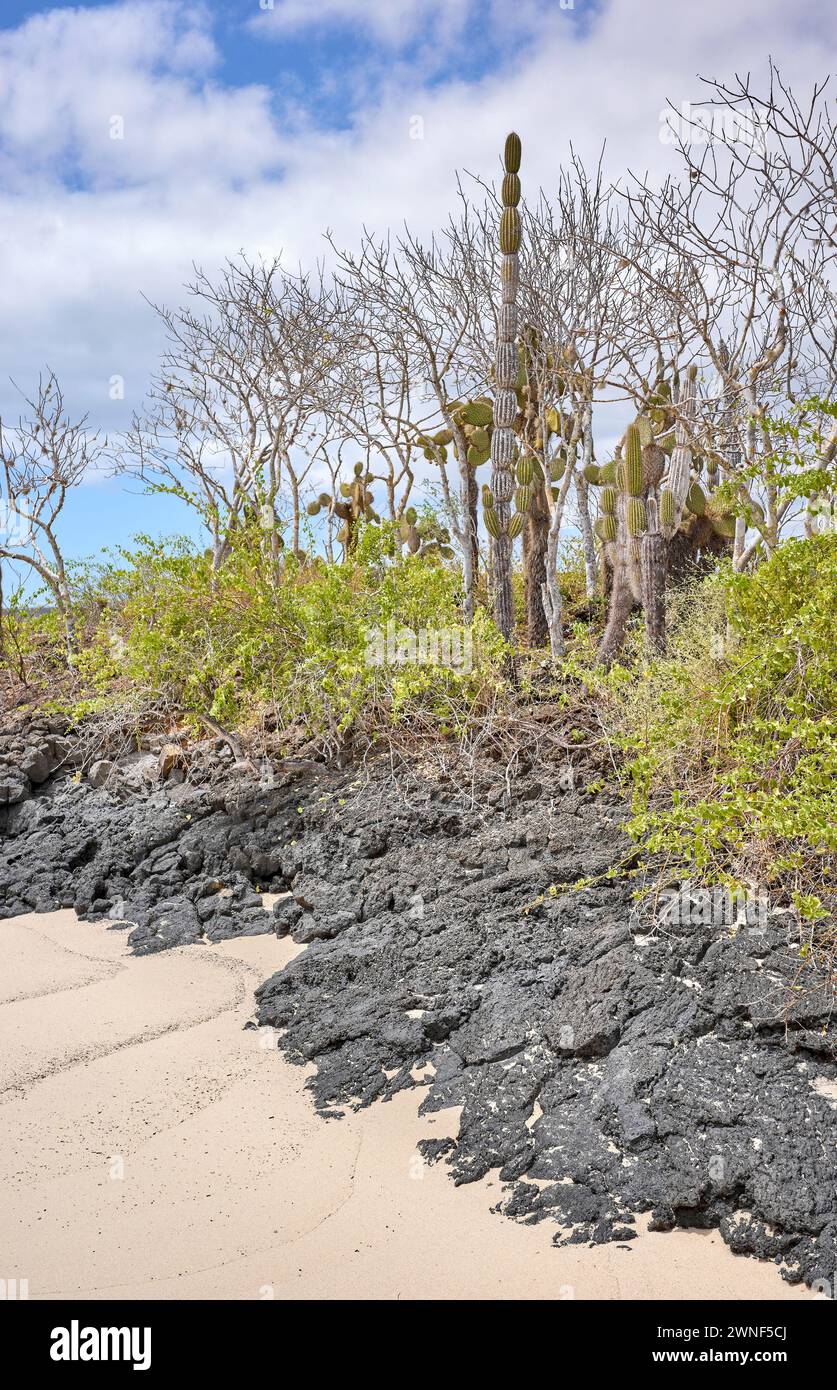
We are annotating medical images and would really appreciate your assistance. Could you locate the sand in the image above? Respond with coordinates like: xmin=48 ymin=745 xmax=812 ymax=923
xmin=0 ymin=911 xmax=814 ymax=1300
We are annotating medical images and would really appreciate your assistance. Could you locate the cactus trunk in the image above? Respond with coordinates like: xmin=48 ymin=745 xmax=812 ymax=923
xmin=641 ymin=498 xmax=667 ymax=652
xmin=523 ymin=481 xmax=550 ymax=646
xmin=489 ymin=132 xmax=522 ymax=644
xmin=597 ymin=555 xmax=635 ymax=666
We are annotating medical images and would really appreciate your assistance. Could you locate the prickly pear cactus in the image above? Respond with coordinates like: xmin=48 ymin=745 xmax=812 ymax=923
xmin=591 ymin=412 xmax=670 ymax=653
xmin=449 ymin=398 xmax=494 ymax=469
xmin=311 ymin=462 xmax=379 ymax=558
xmin=591 ymin=365 xmax=734 ymax=660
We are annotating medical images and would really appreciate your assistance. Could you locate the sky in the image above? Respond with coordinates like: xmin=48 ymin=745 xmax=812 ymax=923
xmin=0 ymin=0 xmax=834 ymax=574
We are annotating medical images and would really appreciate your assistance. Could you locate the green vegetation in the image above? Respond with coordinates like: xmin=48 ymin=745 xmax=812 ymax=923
xmin=2 ymin=86 xmax=836 ymax=948
xmin=561 ymin=536 xmax=837 ymax=923
xmin=5 ymin=520 xmax=507 ymax=744
xmin=5 ymin=517 xmax=834 ymax=937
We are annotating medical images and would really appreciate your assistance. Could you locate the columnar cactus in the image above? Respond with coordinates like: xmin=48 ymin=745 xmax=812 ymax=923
xmin=487 ymin=131 xmax=523 ymax=643
xmin=514 ymin=327 xmax=560 ymax=647
xmin=660 ymin=365 xmax=697 ymax=540
xmin=641 ymin=496 xmax=667 ymax=651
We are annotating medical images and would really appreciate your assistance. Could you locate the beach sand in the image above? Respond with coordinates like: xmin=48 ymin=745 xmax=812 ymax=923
xmin=0 ymin=910 xmax=813 ymax=1301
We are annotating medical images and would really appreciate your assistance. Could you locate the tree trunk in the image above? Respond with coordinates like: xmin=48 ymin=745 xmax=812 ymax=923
xmin=597 ymin=555 xmax=635 ymax=666
xmin=732 ymin=513 xmax=747 ymax=571
xmin=541 ymin=451 xmax=578 ymax=660
xmin=575 ymin=471 xmax=598 ymax=602
xmin=577 ymin=405 xmax=598 ymax=601
xmin=468 ymin=470 xmax=479 ymax=583
xmin=52 ymin=550 xmax=76 ymax=660
xmin=291 ymin=481 xmax=301 ymax=556
xmin=55 ymin=581 xmax=75 ymax=660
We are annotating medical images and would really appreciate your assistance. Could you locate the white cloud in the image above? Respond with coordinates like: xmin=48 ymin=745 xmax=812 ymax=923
xmin=0 ymin=0 xmax=835 ymax=477
xmin=0 ymin=1 xmax=277 ymax=189
xmin=251 ymin=0 xmax=472 ymax=47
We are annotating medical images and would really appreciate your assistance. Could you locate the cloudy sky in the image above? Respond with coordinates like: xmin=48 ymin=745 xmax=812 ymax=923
xmin=0 ymin=0 xmax=834 ymax=564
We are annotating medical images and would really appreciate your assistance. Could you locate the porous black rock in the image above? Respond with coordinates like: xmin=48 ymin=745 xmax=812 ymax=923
xmin=248 ymin=768 xmax=837 ymax=1291
xmin=2 ymin=727 xmax=836 ymax=1292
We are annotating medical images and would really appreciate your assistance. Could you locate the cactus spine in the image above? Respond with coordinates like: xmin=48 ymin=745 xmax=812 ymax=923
xmin=489 ymin=131 xmax=523 ymax=643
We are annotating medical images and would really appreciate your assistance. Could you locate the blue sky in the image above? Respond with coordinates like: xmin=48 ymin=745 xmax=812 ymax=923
xmin=0 ymin=0 xmax=834 ymax=586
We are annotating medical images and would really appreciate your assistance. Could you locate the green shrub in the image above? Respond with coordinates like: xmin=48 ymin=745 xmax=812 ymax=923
xmin=71 ymin=521 xmax=508 ymax=739
xmin=615 ymin=536 xmax=837 ymax=920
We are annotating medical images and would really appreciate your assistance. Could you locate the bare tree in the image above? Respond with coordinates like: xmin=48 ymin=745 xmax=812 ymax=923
xmin=0 ymin=372 xmax=105 ymax=655
xmin=625 ymin=69 xmax=837 ymax=570
xmin=330 ymin=227 xmax=492 ymax=617
xmin=520 ymin=155 xmax=669 ymax=654
xmin=127 ymin=258 xmax=342 ymax=572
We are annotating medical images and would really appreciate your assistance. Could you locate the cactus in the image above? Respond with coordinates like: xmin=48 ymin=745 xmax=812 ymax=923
xmin=636 ymin=416 xmax=654 ymax=448
xmin=661 ymin=365 xmax=697 ymax=540
xmin=686 ymin=481 xmax=706 ymax=515
xmin=504 ymin=131 xmax=522 ymax=172
xmin=516 ymin=456 xmax=534 ymax=486
xmin=451 ymin=398 xmax=494 ymax=473
xmin=592 ymin=364 xmax=735 ymax=661
xmin=317 ymin=464 xmax=379 ymax=557
xmin=589 ymin=359 xmax=738 ymax=662
xmin=487 ymin=132 xmax=523 ymax=642
xmin=624 ymin=425 xmax=644 ymax=497
xmin=460 ymin=400 xmax=493 ymax=428
xmin=499 ymin=207 xmax=521 ymax=255
xmin=642 ymin=444 xmax=666 ymax=489
xmin=627 ymin=497 xmax=646 ymax=536
xmin=502 ymin=171 xmax=521 ymax=207
xmin=592 ymin=410 xmax=666 ymax=663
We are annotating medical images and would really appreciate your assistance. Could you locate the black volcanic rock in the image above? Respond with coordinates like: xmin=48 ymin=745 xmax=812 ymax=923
xmin=1 ymin=724 xmax=835 ymax=1291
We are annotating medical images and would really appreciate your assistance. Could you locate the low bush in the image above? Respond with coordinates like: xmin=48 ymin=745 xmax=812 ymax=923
xmin=579 ymin=536 xmax=837 ymax=924
xmin=44 ymin=521 xmax=509 ymax=744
